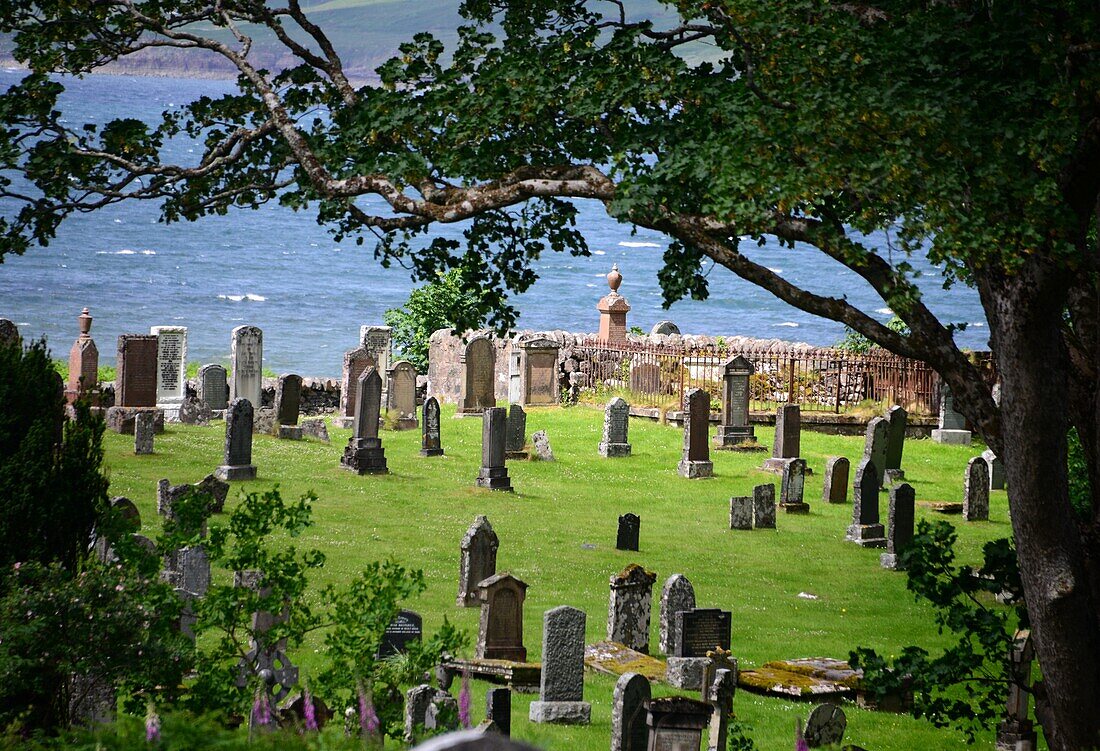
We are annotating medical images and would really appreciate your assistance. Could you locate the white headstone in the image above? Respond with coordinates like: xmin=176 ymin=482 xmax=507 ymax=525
xmin=151 ymin=326 xmax=187 ymax=419
xmin=229 ymin=326 xmax=263 ymax=410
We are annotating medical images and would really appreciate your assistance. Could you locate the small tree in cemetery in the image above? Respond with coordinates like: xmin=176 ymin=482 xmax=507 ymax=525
xmin=2 ymin=2 xmax=1100 ymax=746
xmin=384 ymin=269 xmax=487 ymax=373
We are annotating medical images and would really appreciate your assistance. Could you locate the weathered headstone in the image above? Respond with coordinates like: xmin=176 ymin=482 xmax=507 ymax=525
xmin=476 ymin=573 xmax=528 ymax=662
xmin=643 ymin=697 xmax=713 ymax=751
xmin=753 ymin=484 xmax=777 ymax=529
xmin=405 ymin=684 xmax=437 ymax=742
xmin=519 ymin=337 xmax=560 ymax=406
xmin=599 ymin=397 xmax=632 ymax=457
xmin=846 ymin=457 xmax=886 ymax=547
xmin=421 ymin=396 xmax=444 ymax=456
xmin=215 ymin=398 xmax=257 ymax=481
xmin=607 ymin=564 xmax=657 ymax=654
xmin=228 ymin=325 xmax=263 ymax=411
xmin=880 ymin=483 xmax=916 ymax=570
xmin=425 ymin=691 xmax=459 ymax=734
xmin=151 ymin=325 xmax=187 ymax=420
xmin=996 ymin=630 xmax=1037 ymax=751
xmin=457 ymin=515 xmax=499 ymax=607
xmin=339 ymin=367 xmax=388 ymax=474
xmin=531 ymin=429 xmax=554 ymax=461
xmin=805 ymin=703 xmax=847 ymax=748
xmin=931 ymin=384 xmax=972 ymax=445
xmin=476 ymin=407 xmax=513 ymax=491
xmin=616 ymin=513 xmax=640 ymax=551
xmin=729 ymin=496 xmax=753 ymax=530
xmin=300 ymin=418 xmax=329 ymax=442
xmin=66 ymin=307 xmax=99 ymax=403
xmin=233 ymin=570 xmax=298 ymax=703
xmin=0 ymin=318 xmax=19 ymax=348
xmin=197 ymin=363 xmax=229 ymax=411
xmin=659 ymin=574 xmax=696 ymax=657
xmin=116 ymin=334 xmax=159 ymax=407
xmin=964 ymin=455 xmax=990 ymax=521
xmin=678 ymin=388 xmax=713 ymax=478
xmin=529 ymin=606 xmax=591 ymax=724
xmin=883 ymin=405 xmax=908 ymax=484
xmin=163 ymin=544 xmax=211 ymax=639
xmin=360 ymin=325 xmax=392 ymax=377
xmin=486 ymin=688 xmax=512 ymax=738
xmin=715 ymin=355 xmax=755 ymax=448
xmin=822 ymin=456 xmax=850 ymax=503
xmin=651 ymin=320 xmax=680 ymax=336
xmin=387 ymin=360 xmax=418 ymax=430
xmin=779 ymin=458 xmax=810 ymax=513
xmin=983 ymin=448 xmax=1005 ymax=490
xmin=611 ymin=672 xmax=650 ymax=751
xmin=275 ymin=373 xmax=303 ymax=439
xmin=762 ymin=404 xmax=801 ymax=472
xmin=504 ymin=404 xmax=527 ymax=459
xmin=178 ymin=395 xmax=212 ymax=425
xmin=134 ymin=410 xmax=155 ymax=455
xmin=379 ymin=609 xmax=423 ymax=657
xmin=705 ymin=667 xmax=738 ymax=751
xmin=863 ymin=416 xmax=889 ymax=489
xmin=67 ymin=673 xmax=115 ymax=727
xmin=628 ymin=362 xmax=660 ymax=393
xmin=459 ymin=336 xmax=496 ymax=415
xmin=337 ymin=347 xmax=375 ymax=428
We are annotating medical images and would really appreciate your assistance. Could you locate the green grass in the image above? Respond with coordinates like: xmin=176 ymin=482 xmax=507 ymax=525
xmin=102 ymin=405 xmax=1018 ymax=751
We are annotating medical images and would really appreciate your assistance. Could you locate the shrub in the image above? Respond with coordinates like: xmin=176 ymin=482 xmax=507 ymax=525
xmin=384 ymin=270 xmax=485 ymax=373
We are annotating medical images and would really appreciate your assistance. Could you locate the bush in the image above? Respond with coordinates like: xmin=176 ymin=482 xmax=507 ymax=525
xmin=384 ymin=270 xmax=485 ymax=373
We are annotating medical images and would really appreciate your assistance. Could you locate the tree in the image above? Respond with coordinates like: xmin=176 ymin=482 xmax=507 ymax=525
xmin=0 ymin=1 xmax=1098 ymax=746
xmin=384 ymin=269 xmax=487 ymax=372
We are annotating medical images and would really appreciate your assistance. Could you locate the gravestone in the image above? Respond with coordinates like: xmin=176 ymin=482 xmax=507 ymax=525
xmin=486 ymin=688 xmax=512 ymax=737
xmin=233 ymin=570 xmax=298 ymax=703
xmin=651 ymin=320 xmax=680 ymax=336
xmin=599 ymin=397 xmax=632 ymax=457
xmin=616 ymin=513 xmax=640 ymax=551
xmin=505 ymin=404 xmax=527 ymax=459
xmin=197 ymin=364 xmax=229 ymax=411
xmin=405 ymin=684 xmax=437 ymax=742
xmin=379 ymin=609 xmax=423 ymax=657
xmin=611 ymin=672 xmax=650 ymax=751
xmin=519 ymin=337 xmax=560 ymax=406
xmin=531 ymin=430 xmax=554 ymax=461
xmin=597 ymin=265 xmax=631 ymax=342
xmin=932 ymin=384 xmax=972 ymax=445
xmin=729 ymin=496 xmax=753 ymax=530
xmin=659 ymin=574 xmax=695 ymax=658
xmin=607 ymin=564 xmax=657 ymax=654
xmin=673 ymin=609 xmax=732 ymax=658
xmin=163 ymin=544 xmax=211 ymax=640
xmin=846 ymin=457 xmax=886 ymax=547
xmin=753 ymin=484 xmax=777 ymax=529
xmin=275 ymin=373 xmax=303 ymax=439
xmin=705 ymin=667 xmax=738 ymax=751
xmin=863 ymin=417 xmax=889 ymax=489
xmin=339 ymin=367 xmax=388 ymax=474
xmin=421 ymin=396 xmax=444 ymax=456
xmin=628 ymin=362 xmax=660 ymax=393
xmin=476 ymin=407 xmax=513 ymax=491
xmin=387 ymin=360 xmax=418 ymax=430
xmin=779 ymin=458 xmax=810 ymax=513
xmin=529 ymin=606 xmax=591 ymax=724
xmin=151 ymin=325 xmax=187 ymax=419
xmin=425 ymin=691 xmax=460 ymax=734
xmin=178 ymin=395 xmax=212 ymax=426
xmin=0 ymin=318 xmax=19 ymax=347
xmin=457 ymin=515 xmax=499 ymax=607
xmin=67 ymin=673 xmax=115 ymax=727
xmin=337 ymin=347 xmax=375 ymax=428
xmin=229 ymin=325 xmax=263 ymax=411
xmin=134 ymin=411 xmax=155 ymax=455
xmin=360 ymin=325 xmax=392 ymax=377
xmin=964 ymin=455 xmax=990 ymax=521
xmin=157 ymin=474 xmax=229 ymax=520
xmin=643 ymin=697 xmax=712 ymax=751
xmin=805 ymin=703 xmax=847 ymax=749
xmin=822 ymin=457 xmax=850 ymax=503
xmin=715 ymin=355 xmax=755 ymax=448
xmin=884 ymin=405 xmax=908 ymax=484
xmin=66 ymin=307 xmax=99 ymax=403
xmin=880 ymin=483 xmax=916 ymax=570
xmin=459 ymin=336 xmax=496 ymax=415
xmin=215 ymin=398 xmax=257 ymax=481
xmin=116 ymin=334 xmax=159 ymax=407
xmin=762 ymin=404 xmax=801 ymax=472
xmin=996 ymin=630 xmax=1037 ymax=751
xmin=300 ymin=418 xmax=329 ymax=442
xmin=983 ymin=448 xmax=1005 ymax=490
xmin=677 ymin=388 xmax=713 ymax=478
xmin=476 ymin=573 xmax=528 ymax=662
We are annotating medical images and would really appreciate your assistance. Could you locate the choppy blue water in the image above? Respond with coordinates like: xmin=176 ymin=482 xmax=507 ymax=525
xmin=0 ymin=71 xmax=989 ymax=377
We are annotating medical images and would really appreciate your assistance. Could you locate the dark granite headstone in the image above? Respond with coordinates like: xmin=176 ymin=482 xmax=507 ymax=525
xmin=773 ymin=404 xmax=801 ymax=459
xmin=379 ymin=609 xmax=423 ymax=657
xmin=275 ymin=373 xmax=303 ymax=427
xmin=505 ymin=404 xmax=527 ymax=458
xmin=340 ymin=367 xmax=388 ymax=474
xmin=779 ymin=458 xmax=809 ymax=513
xmin=822 ymin=456 xmax=850 ymax=503
xmin=881 ymin=483 xmax=916 ymax=570
xmin=677 ymin=388 xmax=713 ymax=478
xmin=476 ymin=407 xmax=513 ymax=491
xmin=197 ymin=364 xmax=228 ymax=411
xmin=884 ymin=405 xmax=908 ymax=482
xmin=116 ymin=334 xmax=158 ymax=407
xmin=476 ymin=573 xmax=528 ymax=662
xmin=673 ymin=609 xmax=732 ymax=658
xmin=715 ymin=355 xmax=755 ymax=448
xmin=486 ymin=687 xmax=512 ymax=738
xmin=214 ymin=398 xmax=257 ymax=481
xmin=863 ymin=417 xmax=889 ymax=489
xmin=457 ymin=515 xmax=499 ymax=607
xmin=421 ymin=396 xmax=444 ymax=456
xmin=616 ymin=513 xmax=640 ymax=552
xmin=846 ymin=457 xmax=885 ymax=547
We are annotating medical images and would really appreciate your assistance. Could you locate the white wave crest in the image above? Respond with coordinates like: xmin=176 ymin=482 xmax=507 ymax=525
xmin=877 ymin=307 xmax=893 ymax=315
xmin=768 ymin=268 xmax=783 ymax=274
xmin=776 ymin=322 xmax=799 ymax=327
xmin=618 ymin=241 xmax=661 ymax=248
xmin=593 ymin=250 xmax=606 ymax=255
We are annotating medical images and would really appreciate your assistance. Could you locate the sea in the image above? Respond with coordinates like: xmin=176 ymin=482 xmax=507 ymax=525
xmin=0 ymin=70 xmax=990 ymax=377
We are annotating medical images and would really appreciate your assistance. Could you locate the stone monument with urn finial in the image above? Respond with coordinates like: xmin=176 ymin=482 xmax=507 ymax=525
xmin=597 ymin=265 xmax=631 ymax=344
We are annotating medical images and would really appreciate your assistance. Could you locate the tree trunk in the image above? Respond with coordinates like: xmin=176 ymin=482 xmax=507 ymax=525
xmin=983 ymin=261 xmax=1100 ymax=751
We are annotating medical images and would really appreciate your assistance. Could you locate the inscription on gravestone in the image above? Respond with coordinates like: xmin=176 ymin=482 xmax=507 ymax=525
xmin=151 ymin=326 xmax=187 ymax=413
xmin=379 ymin=610 xmax=423 ymax=657
xmin=673 ymin=609 xmax=732 ymax=658
xmin=229 ymin=326 xmax=263 ymax=410
xmin=197 ymin=364 xmax=228 ymax=411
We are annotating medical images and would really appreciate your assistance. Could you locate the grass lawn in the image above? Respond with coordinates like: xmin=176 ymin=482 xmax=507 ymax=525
xmin=102 ymin=404 xmax=1019 ymax=751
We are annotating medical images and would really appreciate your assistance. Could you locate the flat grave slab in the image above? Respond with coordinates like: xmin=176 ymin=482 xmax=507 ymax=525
xmin=583 ymin=640 xmax=667 ymax=682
